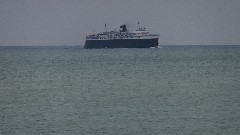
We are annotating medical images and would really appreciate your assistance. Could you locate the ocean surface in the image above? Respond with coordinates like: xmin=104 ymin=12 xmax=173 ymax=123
xmin=0 ymin=45 xmax=240 ymax=135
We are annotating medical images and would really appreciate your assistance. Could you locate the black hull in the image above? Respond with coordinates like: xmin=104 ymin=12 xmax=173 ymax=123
xmin=84 ymin=38 xmax=159 ymax=49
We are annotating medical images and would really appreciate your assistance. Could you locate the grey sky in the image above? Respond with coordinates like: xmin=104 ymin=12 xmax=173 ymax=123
xmin=0 ymin=0 xmax=240 ymax=46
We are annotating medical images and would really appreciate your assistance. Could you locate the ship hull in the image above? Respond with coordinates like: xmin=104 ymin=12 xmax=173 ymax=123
xmin=84 ymin=38 xmax=159 ymax=49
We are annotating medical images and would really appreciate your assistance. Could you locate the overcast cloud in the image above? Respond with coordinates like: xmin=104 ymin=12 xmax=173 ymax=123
xmin=0 ymin=0 xmax=240 ymax=46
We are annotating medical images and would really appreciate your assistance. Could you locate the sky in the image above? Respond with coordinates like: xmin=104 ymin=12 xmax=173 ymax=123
xmin=0 ymin=0 xmax=240 ymax=46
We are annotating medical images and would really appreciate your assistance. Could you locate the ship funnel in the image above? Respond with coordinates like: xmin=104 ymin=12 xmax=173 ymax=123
xmin=120 ymin=25 xmax=127 ymax=32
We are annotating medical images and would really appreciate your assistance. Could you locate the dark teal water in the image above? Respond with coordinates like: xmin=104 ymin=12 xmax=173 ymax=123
xmin=0 ymin=46 xmax=240 ymax=135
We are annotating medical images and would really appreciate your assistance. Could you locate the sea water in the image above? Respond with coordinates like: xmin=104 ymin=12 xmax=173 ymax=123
xmin=0 ymin=46 xmax=240 ymax=135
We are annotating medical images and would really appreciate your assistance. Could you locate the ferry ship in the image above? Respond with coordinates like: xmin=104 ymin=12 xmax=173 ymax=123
xmin=84 ymin=24 xmax=159 ymax=49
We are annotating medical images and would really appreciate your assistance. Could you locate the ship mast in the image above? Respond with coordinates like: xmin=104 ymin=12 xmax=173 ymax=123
xmin=138 ymin=21 xmax=140 ymax=30
xmin=105 ymin=23 xmax=107 ymax=32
